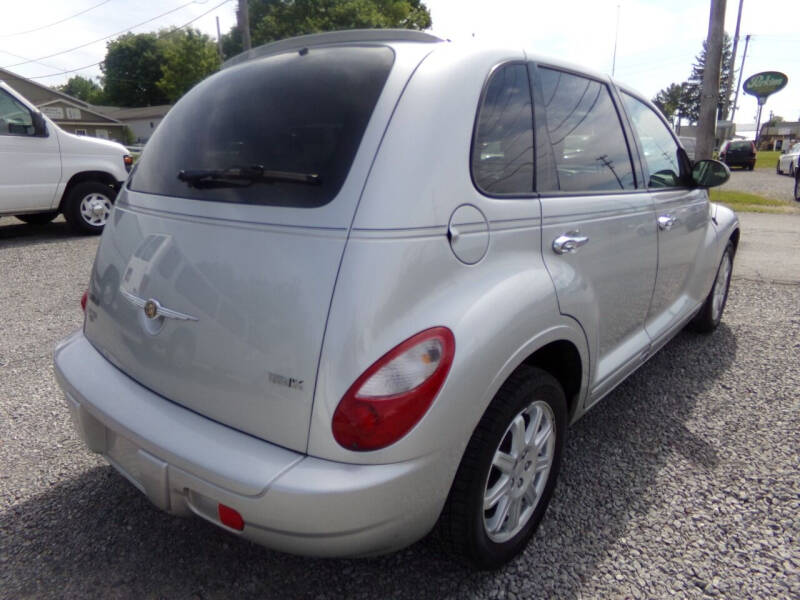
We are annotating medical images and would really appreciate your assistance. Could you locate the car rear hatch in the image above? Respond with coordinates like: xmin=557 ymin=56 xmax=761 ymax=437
xmin=83 ymin=43 xmax=427 ymax=453
xmin=725 ymin=141 xmax=755 ymax=161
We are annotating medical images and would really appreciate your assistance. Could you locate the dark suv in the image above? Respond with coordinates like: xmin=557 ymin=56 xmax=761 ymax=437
xmin=719 ymin=140 xmax=756 ymax=170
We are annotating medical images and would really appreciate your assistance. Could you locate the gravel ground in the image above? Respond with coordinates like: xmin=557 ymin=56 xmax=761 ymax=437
xmin=1 ymin=216 xmax=799 ymax=599
xmin=719 ymin=169 xmax=796 ymax=202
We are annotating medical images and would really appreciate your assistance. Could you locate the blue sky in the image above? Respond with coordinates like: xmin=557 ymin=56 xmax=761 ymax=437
xmin=1 ymin=0 xmax=797 ymax=125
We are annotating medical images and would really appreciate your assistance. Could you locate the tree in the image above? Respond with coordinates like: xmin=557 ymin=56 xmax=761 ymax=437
xmin=652 ymin=83 xmax=684 ymax=126
xmin=682 ymin=32 xmax=733 ymax=124
xmin=55 ymin=75 xmax=105 ymax=104
xmin=222 ymin=0 xmax=433 ymax=59
xmin=101 ymin=29 xmax=221 ymax=106
xmin=157 ymin=29 xmax=221 ymax=103
xmin=102 ymin=33 xmax=169 ymax=107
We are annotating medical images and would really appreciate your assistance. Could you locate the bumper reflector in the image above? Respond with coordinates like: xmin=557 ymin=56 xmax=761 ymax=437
xmin=218 ymin=503 xmax=244 ymax=531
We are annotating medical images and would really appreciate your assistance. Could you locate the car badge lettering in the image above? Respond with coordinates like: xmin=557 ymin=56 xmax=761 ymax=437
xmin=269 ymin=372 xmax=304 ymax=390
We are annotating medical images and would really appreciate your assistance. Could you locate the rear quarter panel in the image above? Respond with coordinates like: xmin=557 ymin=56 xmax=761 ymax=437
xmin=308 ymin=44 xmax=589 ymax=466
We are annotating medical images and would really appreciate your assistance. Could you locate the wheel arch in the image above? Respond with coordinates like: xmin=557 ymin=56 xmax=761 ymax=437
xmin=483 ymin=322 xmax=590 ymax=427
xmin=58 ymin=171 xmax=120 ymax=211
xmin=519 ymin=339 xmax=584 ymax=422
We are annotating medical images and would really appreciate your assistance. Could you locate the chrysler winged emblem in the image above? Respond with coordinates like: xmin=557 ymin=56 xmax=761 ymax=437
xmin=121 ymin=289 xmax=198 ymax=321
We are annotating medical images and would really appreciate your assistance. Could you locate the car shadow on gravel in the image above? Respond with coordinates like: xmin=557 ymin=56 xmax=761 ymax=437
xmin=0 ymin=219 xmax=89 ymax=249
xmin=0 ymin=326 xmax=736 ymax=599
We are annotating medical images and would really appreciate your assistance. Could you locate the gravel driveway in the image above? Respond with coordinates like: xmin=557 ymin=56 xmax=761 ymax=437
xmin=1 ymin=216 xmax=798 ymax=599
xmin=719 ymin=169 xmax=796 ymax=202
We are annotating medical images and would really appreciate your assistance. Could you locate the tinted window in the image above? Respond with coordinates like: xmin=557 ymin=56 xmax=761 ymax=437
xmin=622 ymin=93 xmax=687 ymax=188
xmin=129 ymin=46 xmax=394 ymax=208
xmin=538 ymin=68 xmax=635 ymax=192
xmin=471 ymin=63 xmax=534 ymax=195
xmin=0 ymin=90 xmax=35 ymax=136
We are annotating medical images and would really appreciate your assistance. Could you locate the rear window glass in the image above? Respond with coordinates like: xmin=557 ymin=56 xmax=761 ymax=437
xmin=129 ymin=46 xmax=394 ymax=208
xmin=471 ymin=63 xmax=534 ymax=195
xmin=728 ymin=141 xmax=752 ymax=150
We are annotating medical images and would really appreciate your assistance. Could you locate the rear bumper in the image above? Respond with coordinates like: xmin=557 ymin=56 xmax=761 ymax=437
xmin=53 ymin=331 xmax=447 ymax=557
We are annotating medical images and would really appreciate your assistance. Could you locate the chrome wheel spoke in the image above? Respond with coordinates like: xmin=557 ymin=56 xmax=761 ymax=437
xmin=526 ymin=405 xmax=543 ymax=447
xmin=506 ymin=497 xmax=522 ymax=532
xmin=484 ymin=475 xmax=511 ymax=510
xmin=493 ymin=450 xmax=515 ymax=475
xmin=510 ymin=414 xmax=526 ymax=458
xmin=523 ymin=482 xmax=539 ymax=507
xmin=534 ymin=453 xmax=551 ymax=473
xmin=532 ymin=420 xmax=553 ymax=451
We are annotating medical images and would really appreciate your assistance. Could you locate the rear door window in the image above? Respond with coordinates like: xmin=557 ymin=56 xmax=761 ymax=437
xmin=471 ymin=63 xmax=534 ymax=195
xmin=129 ymin=46 xmax=395 ymax=208
xmin=537 ymin=67 xmax=635 ymax=192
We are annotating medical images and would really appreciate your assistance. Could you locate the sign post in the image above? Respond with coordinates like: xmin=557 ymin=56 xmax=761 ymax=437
xmin=743 ymin=71 xmax=788 ymax=146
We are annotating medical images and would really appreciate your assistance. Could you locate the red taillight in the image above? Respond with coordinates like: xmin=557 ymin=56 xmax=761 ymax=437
xmin=80 ymin=289 xmax=88 ymax=312
xmin=218 ymin=503 xmax=244 ymax=531
xmin=750 ymin=142 xmax=756 ymax=153
xmin=332 ymin=327 xmax=455 ymax=451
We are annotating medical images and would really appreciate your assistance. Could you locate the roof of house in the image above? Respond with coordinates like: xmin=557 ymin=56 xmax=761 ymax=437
xmin=0 ymin=67 xmax=93 ymax=108
xmin=94 ymin=105 xmax=172 ymax=120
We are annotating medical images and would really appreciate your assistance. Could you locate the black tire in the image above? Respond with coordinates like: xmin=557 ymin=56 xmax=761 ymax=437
xmin=794 ymin=171 xmax=800 ymax=202
xmin=791 ymin=164 xmax=796 ymax=178
xmin=776 ymin=161 xmax=782 ymax=175
xmin=15 ymin=211 xmax=58 ymax=225
xmin=63 ymin=181 xmax=117 ymax=235
xmin=691 ymin=241 xmax=734 ymax=333
xmin=438 ymin=365 xmax=567 ymax=569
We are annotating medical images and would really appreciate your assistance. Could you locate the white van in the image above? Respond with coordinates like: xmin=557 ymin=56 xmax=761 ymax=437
xmin=0 ymin=81 xmax=131 ymax=234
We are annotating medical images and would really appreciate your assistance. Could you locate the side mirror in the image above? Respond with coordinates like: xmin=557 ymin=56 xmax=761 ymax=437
xmin=692 ymin=159 xmax=730 ymax=188
xmin=32 ymin=111 xmax=48 ymax=137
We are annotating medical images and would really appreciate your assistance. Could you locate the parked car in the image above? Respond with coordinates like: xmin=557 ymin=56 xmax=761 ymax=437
xmin=794 ymin=164 xmax=800 ymax=201
xmin=54 ymin=30 xmax=739 ymax=569
xmin=718 ymin=139 xmax=756 ymax=170
xmin=0 ymin=81 xmax=131 ymax=234
xmin=777 ymin=142 xmax=800 ymax=176
xmin=678 ymin=135 xmax=696 ymax=161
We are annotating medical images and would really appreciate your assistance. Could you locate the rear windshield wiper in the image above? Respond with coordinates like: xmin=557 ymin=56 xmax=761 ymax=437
xmin=177 ymin=165 xmax=321 ymax=188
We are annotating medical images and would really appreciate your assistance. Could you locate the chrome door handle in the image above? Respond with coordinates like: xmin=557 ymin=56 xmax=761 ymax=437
xmin=552 ymin=231 xmax=589 ymax=255
xmin=657 ymin=215 xmax=677 ymax=231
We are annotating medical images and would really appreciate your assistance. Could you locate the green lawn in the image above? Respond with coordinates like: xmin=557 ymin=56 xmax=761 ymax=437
xmin=708 ymin=189 xmax=798 ymax=213
xmin=755 ymin=150 xmax=780 ymax=170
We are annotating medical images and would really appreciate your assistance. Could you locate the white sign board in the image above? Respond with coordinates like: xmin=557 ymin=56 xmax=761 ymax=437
xmin=41 ymin=106 xmax=64 ymax=119
xmin=65 ymin=107 xmax=82 ymax=120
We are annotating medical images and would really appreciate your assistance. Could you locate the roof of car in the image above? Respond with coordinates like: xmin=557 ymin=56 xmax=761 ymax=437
xmin=222 ymin=29 xmax=444 ymax=69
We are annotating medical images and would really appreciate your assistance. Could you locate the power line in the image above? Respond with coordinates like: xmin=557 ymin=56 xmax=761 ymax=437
xmin=1 ymin=0 xmax=202 ymax=69
xmin=0 ymin=0 xmax=113 ymax=38
xmin=0 ymin=49 xmax=66 ymax=73
xmin=23 ymin=0 xmax=233 ymax=80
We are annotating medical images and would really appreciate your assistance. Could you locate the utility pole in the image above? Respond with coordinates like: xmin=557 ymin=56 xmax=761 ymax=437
xmin=725 ymin=0 xmax=744 ymax=121
xmin=238 ymin=0 xmax=251 ymax=51
xmin=729 ymin=34 xmax=750 ymax=124
xmin=216 ymin=16 xmax=224 ymax=62
xmin=696 ymin=0 xmax=726 ymax=161
xmin=611 ymin=4 xmax=620 ymax=77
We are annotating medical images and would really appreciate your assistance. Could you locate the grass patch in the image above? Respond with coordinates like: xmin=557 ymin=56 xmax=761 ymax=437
xmin=755 ymin=150 xmax=780 ymax=170
xmin=708 ymin=189 xmax=799 ymax=214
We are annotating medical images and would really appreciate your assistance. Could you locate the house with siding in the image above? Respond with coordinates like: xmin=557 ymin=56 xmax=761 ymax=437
xmin=0 ymin=68 xmax=125 ymax=142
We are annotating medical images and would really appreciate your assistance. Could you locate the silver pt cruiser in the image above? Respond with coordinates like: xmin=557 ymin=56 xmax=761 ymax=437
xmin=54 ymin=30 xmax=739 ymax=569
